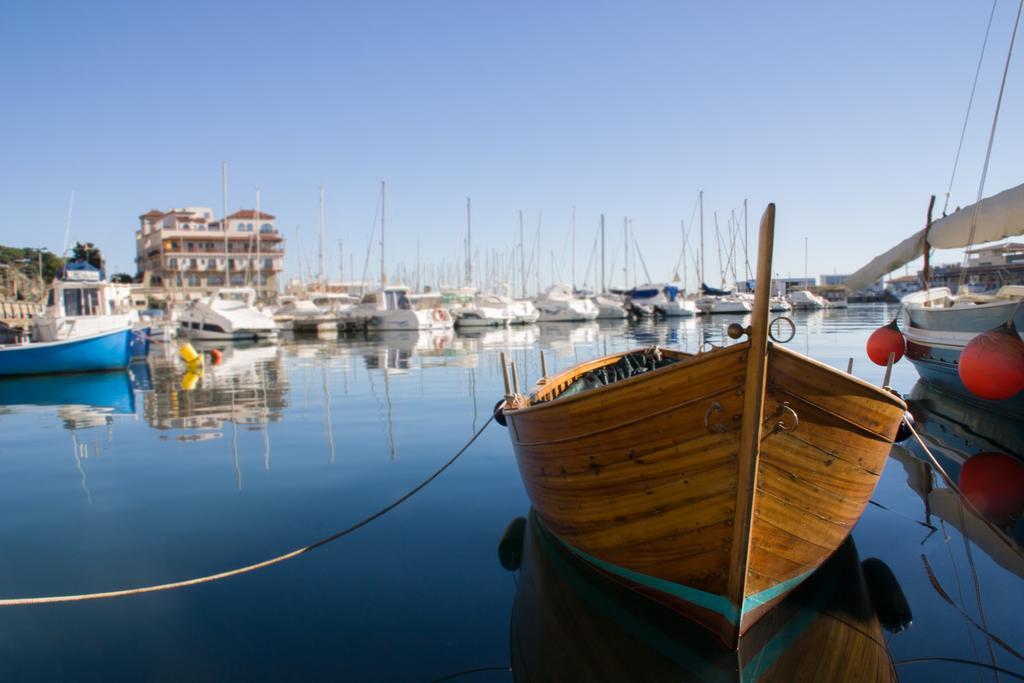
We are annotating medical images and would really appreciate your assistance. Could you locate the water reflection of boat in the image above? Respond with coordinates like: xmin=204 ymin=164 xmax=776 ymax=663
xmin=0 ymin=370 xmax=135 ymax=416
xmin=505 ymin=511 xmax=896 ymax=682
xmin=898 ymin=380 xmax=1024 ymax=575
xmin=143 ymin=342 xmax=286 ymax=431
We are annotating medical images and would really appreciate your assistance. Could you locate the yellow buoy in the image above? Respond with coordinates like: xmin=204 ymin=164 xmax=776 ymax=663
xmin=181 ymin=368 xmax=203 ymax=391
xmin=179 ymin=342 xmax=201 ymax=365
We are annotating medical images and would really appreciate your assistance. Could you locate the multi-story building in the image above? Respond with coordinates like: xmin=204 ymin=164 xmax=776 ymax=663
xmin=135 ymin=206 xmax=285 ymax=301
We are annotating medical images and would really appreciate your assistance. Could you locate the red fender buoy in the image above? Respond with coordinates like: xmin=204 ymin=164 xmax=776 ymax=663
xmin=958 ymin=321 xmax=1024 ymax=401
xmin=209 ymin=348 xmax=224 ymax=366
xmin=866 ymin=318 xmax=905 ymax=366
xmin=959 ymin=452 xmax=1024 ymax=525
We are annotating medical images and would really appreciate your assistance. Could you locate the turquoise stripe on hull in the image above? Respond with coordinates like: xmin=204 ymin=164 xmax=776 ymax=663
xmin=0 ymin=328 xmax=132 ymax=376
xmin=553 ymin=528 xmax=814 ymax=625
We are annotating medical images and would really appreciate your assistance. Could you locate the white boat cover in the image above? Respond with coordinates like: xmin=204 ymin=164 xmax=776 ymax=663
xmin=845 ymin=182 xmax=1024 ymax=292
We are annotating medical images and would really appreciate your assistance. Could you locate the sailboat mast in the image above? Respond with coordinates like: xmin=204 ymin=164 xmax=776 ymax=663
xmin=681 ymin=220 xmax=687 ymax=293
xmin=519 ymin=209 xmax=526 ymax=299
xmin=466 ymin=197 xmax=472 ymax=287
xmin=600 ymin=213 xmax=606 ymax=293
xmin=623 ymin=217 xmax=629 ymax=289
xmin=571 ymin=205 xmax=576 ymax=292
xmin=255 ymin=187 xmax=261 ymax=299
xmin=222 ymin=162 xmax=229 ymax=284
xmin=319 ymin=185 xmax=325 ymax=284
xmin=743 ymin=198 xmax=750 ymax=283
xmin=380 ymin=181 xmax=386 ymax=290
xmin=699 ymin=191 xmax=705 ymax=288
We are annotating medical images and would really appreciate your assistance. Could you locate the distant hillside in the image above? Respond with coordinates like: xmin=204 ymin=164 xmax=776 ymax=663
xmin=0 ymin=246 xmax=63 ymax=301
xmin=0 ymin=246 xmax=63 ymax=281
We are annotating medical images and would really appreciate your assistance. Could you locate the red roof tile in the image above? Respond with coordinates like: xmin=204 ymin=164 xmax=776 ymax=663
xmin=227 ymin=209 xmax=276 ymax=220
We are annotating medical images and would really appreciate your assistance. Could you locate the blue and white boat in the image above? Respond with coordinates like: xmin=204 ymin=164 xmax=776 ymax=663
xmin=627 ymin=283 xmax=699 ymax=317
xmin=0 ymin=262 xmax=134 ymax=376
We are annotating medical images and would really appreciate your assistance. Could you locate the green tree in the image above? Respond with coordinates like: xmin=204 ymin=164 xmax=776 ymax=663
xmin=71 ymin=242 xmax=104 ymax=271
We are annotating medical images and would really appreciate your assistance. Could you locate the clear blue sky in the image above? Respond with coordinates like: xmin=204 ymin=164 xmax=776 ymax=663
xmin=1 ymin=1 xmax=1021 ymax=292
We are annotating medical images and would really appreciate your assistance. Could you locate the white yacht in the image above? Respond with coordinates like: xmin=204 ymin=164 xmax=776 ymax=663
xmin=697 ymin=295 xmax=753 ymax=314
xmin=180 ymin=288 xmax=279 ymax=340
xmin=769 ymin=296 xmax=793 ymax=313
xmin=788 ymin=289 xmax=829 ymax=310
xmin=364 ymin=286 xmax=454 ymax=332
xmin=628 ymin=284 xmax=699 ymax=318
xmin=592 ymin=293 xmax=629 ymax=319
xmin=454 ymin=293 xmax=513 ymax=328
xmin=696 ymin=283 xmax=753 ymax=314
xmin=535 ymin=284 xmax=599 ymax=322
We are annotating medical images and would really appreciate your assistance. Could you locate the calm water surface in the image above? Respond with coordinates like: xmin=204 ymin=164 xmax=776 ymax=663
xmin=0 ymin=304 xmax=1021 ymax=681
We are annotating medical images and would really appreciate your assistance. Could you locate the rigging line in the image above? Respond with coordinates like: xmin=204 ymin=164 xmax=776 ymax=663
xmin=959 ymin=0 xmax=1024 ymax=289
xmin=944 ymin=0 xmax=1000 ymax=216
xmin=867 ymin=499 xmax=935 ymax=530
xmin=672 ymin=195 xmax=702 ymax=276
xmin=920 ymin=553 xmax=1024 ymax=664
xmin=359 ymin=186 xmax=382 ymax=295
xmin=942 ymin=519 xmax=985 ymax=671
xmin=0 ymin=414 xmax=496 ymax=607
xmin=894 ymin=658 xmax=1024 ymax=681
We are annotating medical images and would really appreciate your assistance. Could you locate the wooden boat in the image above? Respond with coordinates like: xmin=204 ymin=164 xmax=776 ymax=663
xmin=499 ymin=205 xmax=907 ymax=647
xmin=507 ymin=510 xmax=898 ymax=682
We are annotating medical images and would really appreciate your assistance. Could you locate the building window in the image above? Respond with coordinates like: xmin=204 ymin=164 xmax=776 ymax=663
xmin=189 ymin=259 xmax=198 ymax=270
xmin=168 ymin=258 xmax=178 ymax=268
xmin=188 ymin=275 xmax=201 ymax=286
xmin=181 ymin=223 xmax=190 ymax=231
xmin=230 ymin=274 xmax=246 ymax=286
xmin=260 ymin=223 xmax=273 ymax=233
xmin=208 ymin=275 xmax=224 ymax=286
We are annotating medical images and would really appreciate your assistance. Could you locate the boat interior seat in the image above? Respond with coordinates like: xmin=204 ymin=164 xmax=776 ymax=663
xmin=549 ymin=349 xmax=679 ymax=402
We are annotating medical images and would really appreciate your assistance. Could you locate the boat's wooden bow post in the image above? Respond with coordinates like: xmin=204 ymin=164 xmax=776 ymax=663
xmin=725 ymin=202 xmax=776 ymax=646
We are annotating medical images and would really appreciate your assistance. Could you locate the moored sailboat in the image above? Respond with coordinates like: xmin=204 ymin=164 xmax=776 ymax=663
xmin=498 ymin=204 xmax=907 ymax=647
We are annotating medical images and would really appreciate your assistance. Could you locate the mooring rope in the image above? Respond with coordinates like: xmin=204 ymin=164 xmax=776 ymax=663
xmin=0 ymin=413 xmax=495 ymax=607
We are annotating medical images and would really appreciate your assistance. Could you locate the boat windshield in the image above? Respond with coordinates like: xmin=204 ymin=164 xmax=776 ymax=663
xmin=384 ymin=290 xmax=412 ymax=310
xmin=62 ymin=287 xmax=102 ymax=317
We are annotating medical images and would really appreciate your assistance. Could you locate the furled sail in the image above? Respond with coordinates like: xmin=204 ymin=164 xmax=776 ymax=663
xmin=845 ymin=182 xmax=1024 ymax=292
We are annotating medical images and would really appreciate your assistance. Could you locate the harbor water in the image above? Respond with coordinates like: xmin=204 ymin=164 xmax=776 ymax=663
xmin=0 ymin=304 xmax=1021 ymax=681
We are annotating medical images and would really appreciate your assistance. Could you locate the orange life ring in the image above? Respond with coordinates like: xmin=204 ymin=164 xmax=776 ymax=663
xmin=432 ymin=307 xmax=446 ymax=322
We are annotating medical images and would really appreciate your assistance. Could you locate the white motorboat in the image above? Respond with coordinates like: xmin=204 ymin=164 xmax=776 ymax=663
xmin=628 ymin=284 xmax=700 ymax=318
xmin=364 ymin=286 xmax=454 ymax=332
xmin=180 ymin=288 xmax=279 ymax=340
xmin=482 ymin=284 xmax=539 ymax=324
xmin=454 ymin=293 xmax=513 ymax=328
xmin=697 ymin=295 xmax=753 ymax=314
xmin=788 ymin=289 xmax=829 ymax=310
xmin=535 ymin=284 xmax=599 ymax=322
xmin=593 ymin=293 xmax=629 ymax=319
xmin=272 ymin=296 xmax=336 ymax=334
xmin=769 ymin=297 xmax=792 ymax=313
